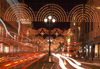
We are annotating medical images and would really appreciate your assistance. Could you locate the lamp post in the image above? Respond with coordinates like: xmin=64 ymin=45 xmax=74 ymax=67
xmin=44 ymin=16 xmax=55 ymax=62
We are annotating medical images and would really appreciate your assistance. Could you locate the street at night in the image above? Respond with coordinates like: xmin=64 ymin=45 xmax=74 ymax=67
xmin=0 ymin=0 xmax=100 ymax=69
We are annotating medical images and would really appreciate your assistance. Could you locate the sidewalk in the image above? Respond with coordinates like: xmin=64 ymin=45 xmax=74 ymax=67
xmin=42 ymin=54 xmax=62 ymax=69
xmin=75 ymin=57 xmax=100 ymax=67
xmin=42 ymin=54 xmax=54 ymax=69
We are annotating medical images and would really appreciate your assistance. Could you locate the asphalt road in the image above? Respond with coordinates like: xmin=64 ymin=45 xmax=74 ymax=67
xmin=9 ymin=53 xmax=100 ymax=69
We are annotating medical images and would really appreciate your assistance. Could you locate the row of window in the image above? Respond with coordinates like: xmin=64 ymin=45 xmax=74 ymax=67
xmin=80 ymin=22 xmax=93 ymax=36
xmin=0 ymin=0 xmax=9 ymax=12
xmin=0 ymin=26 xmax=22 ymax=41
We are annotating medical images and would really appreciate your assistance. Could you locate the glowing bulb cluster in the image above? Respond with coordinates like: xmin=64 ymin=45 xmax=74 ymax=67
xmin=44 ymin=16 xmax=56 ymax=23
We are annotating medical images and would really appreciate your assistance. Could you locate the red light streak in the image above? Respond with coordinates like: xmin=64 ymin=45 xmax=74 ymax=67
xmin=0 ymin=37 xmax=10 ymax=45
xmin=20 ymin=60 xmax=23 ymax=62
xmin=33 ymin=60 xmax=39 ymax=69
xmin=22 ymin=53 xmax=47 ymax=69
xmin=0 ymin=15 xmax=23 ymax=44
xmin=5 ymin=63 xmax=11 ymax=67
xmin=14 ymin=61 xmax=18 ymax=64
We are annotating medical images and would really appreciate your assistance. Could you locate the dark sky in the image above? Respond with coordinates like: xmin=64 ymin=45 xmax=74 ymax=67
xmin=33 ymin=22 xmax=70 ymax=30
xmin=23 ymin=0 xmax=88 ymax=12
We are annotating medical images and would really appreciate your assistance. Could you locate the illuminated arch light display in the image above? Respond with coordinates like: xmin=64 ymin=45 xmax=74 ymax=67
xmin=34 ymin=35 xmax=64 ymax=51
xmin=28 ymin=28 xmax=65 ymax=51
xmin=4 ymin=3 xmax=99 ymax=24
xmin=3 ymin=3 xmax=99 ymax=51
xmin=35 ymin=3 xmax=67 ymax=22
xmin=4 ymin=3 xmax=35 ymax=24
xmin=28 ymin=28 xmax=64 ymax=35
xmin=68 ymin=4 xmax=99 ymax=25
xmin=4 ymin=3 xmax=99 ymax=25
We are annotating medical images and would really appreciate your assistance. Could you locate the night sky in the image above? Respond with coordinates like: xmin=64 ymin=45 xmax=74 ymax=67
xmin=24 ymin=0 xmax=88 ymax=12
xmin=33 ymin=22 xmax=70 ymax=30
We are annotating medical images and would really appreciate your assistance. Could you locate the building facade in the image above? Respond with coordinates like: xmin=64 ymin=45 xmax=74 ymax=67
xmin=0 ymin=1 xmax=34 ymax=57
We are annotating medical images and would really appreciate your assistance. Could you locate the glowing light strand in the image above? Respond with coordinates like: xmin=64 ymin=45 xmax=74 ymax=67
xmin=6 ymin=0 xmax=21 ymax=35
xmin=0 ymin=18 xmax=14 ymax=38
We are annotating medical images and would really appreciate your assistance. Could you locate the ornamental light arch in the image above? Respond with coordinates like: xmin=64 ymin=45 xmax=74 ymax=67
xmin=35 ymin=3 xmax=67 ymax=22
xmin=68 ymin=4 xmax=99 ymax=25
xmin=4 ymin=3 xmax=35 ymax=24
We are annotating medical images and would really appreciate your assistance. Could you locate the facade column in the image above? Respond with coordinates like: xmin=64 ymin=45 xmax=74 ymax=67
xmin=75 ymin=22 xmax=78 ymax=42
xmin=10 ymin=45 xmax=13 ymax=53
xmin=0 ymin=43 xmax=3 ymax=53
xmin=99 ymin=44 xmax=100 ymax=58
xmin=88 ymin=45 xmax=89 ymax=58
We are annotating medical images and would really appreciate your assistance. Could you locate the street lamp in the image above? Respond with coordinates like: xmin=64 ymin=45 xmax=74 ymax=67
xmin=44 ymin=16 xmax=55 ymax=62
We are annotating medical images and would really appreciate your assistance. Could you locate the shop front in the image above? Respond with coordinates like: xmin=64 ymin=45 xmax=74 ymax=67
xmin=91 ymin=44 xmax=100 ymax=58
xmin=86 ymin=45 xmax=88 ymax=57
xmin=94 ymin=44 xmax=99 ymax=57
xmin=4 ymin=45 xmax=10 ymax=53
xmin=0 ymin=43 xmax=3 ymax=53
xmin=13 ymin=46 xmax=18 ymax=52
xmin=89 ymin=46 xmax=92 ymax=57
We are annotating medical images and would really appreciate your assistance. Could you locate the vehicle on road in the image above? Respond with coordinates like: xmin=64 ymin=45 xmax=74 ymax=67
xmin=62 ymin=42 xmax=79 ymax=57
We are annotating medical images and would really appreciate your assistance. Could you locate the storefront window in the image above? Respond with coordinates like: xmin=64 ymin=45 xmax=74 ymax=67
xmin=89 ymin=46 xmax=91 ymax=57
xmin=14 ymin=35 xmax=16 ymax=40
xmin=14 ymin=46 xmax=18 ymax=52
xmin=4 ymin=46 xmax=9 ymax=53
xmin=86 ymin=46 xmax=88 ymax=56
xmin=0 ymin=43 xmax=3 ymax=52
xmin=10 ymin=46 xmax=13 ymax=52
xmin=95 ymin=45 xmax=98 ymax=57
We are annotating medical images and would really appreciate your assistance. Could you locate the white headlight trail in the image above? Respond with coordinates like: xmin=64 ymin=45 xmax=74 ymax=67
xmin=6 ymin=0 xmax=24 ymax=35
xmin=52 ymin=53 xmax=67 ymax=69
xmin=0 ymin=18 xmax=14 ymax=39
xmin=59 ymin=54 xmax=84 ymax=69
xmin=67 ymin=57 xmax=81 ymax=65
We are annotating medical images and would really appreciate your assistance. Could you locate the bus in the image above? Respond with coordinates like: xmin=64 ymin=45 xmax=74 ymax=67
xmin=62 ymin=42 xmax=79 ymax=57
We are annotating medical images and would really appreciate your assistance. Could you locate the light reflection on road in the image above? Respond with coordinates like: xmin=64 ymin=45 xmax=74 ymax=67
xmin=52 ymin=53 xmax=85 ymax=69
xmin=0 ymin=53 xmax=46 ymax=69
xmin=52 ymin=53 xmax=67 ymax=69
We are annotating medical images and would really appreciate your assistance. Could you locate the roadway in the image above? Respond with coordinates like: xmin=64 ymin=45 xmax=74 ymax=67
xmin=0 ymin=53 xmax=99 ymax=69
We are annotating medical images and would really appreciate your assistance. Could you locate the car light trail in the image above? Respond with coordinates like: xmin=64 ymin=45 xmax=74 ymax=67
xmin=0 ymin=15 xmax=23 ymax=45
xmin=24 ymin=59 xmax=27 ymax=61
xmin=5 ymin=63 xmax=11 ymax=67
xmin=59 ymin=54 xmax=84 ymax=69
xmin=0 ymin=53 xmax=41 ymax=69
xmin=33 ymin=60 xmax=39 ymax=69
xmin=67 ymin=57 xmax=81 ymax=65
xmin=14 ymin=61 xmax=18 ymax=64
xmin=52 ymin=53 xmax=67 ymax=69
xmin=22 ymin=53 xmax=47 ymax=69
xmin=20 ymin=60 xmax=23 ymax=62
xmin=0 ymin=18 xmax=14 ymax=38
xmin=6 ymin=0 xmax=21 ymax=35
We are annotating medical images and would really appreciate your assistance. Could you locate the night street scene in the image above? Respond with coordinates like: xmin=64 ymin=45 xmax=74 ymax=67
xmin=0 ymin=0 xmax=100 ymax=69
